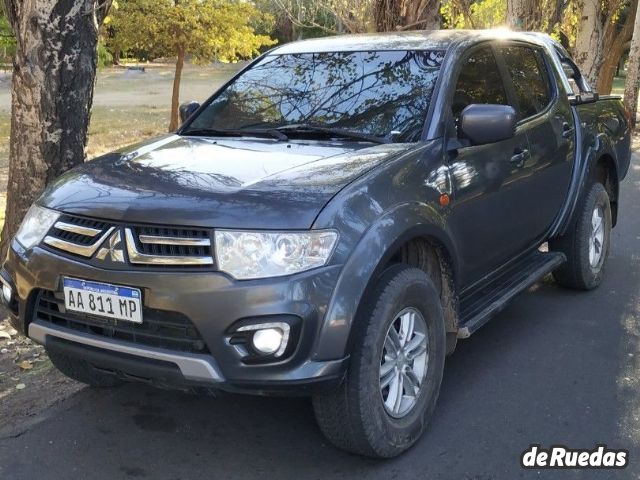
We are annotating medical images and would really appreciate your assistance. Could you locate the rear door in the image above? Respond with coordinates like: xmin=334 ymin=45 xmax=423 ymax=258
xmin=496 ymin=44 xmax=576 ymax=241
xmin=446 ymin=44 xmax=533 ymax=286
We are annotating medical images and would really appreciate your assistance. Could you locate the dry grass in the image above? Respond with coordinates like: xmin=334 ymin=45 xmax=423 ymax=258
xmin=87 ymin=105 xmax=171 ymax=157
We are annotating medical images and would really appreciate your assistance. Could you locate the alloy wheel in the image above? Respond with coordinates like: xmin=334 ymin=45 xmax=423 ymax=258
xmin=379 ymin=307 xmax=429 ymax=418
xmin=589 ymin=204 xmax=605 ymax=268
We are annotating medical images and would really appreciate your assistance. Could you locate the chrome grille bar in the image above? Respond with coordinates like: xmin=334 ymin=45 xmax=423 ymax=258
xmin=53 ymin=221 xmax=102 ymax=237
xmin=124 ymin=229 xmax=213 ymax=266
xmin=138 ymin=235 xmax=211 ymax=247
xmin=43 ymin=227 xmax=115 ymax=258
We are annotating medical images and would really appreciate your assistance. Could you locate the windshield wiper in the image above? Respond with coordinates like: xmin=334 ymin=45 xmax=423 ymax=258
xmin=275 ymin=124 xmax=388 ymax=144
xmin=182 ymin=124 xmax=387 ymax=144
xmin=181 ymin=127 xmax=288 ymax=141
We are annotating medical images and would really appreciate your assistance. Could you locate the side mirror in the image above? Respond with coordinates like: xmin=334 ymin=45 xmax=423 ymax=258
xmin=459 ymin=104 xmax=517 ymax=145
xmin=179 ymin=101 xmax=200 ymax=124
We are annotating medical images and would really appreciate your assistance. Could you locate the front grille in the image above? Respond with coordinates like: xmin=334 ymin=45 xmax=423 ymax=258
xmin=133 ymin=226 xmax=212 ymax=258
xmin=43 ymin=213 xmax=214 ymax=267
xmin=125 ymin=226 xmax=213 ymax=266
xmin=35 ymin=290 xmax=209 ymax=354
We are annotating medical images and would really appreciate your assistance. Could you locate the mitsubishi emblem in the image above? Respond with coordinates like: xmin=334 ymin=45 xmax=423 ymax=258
xmin=95 ymin=230 xmax=125 ymax=263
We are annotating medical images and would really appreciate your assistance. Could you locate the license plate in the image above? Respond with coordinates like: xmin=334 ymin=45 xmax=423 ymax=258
xmin=63 ymin=278 xmax=142 ymax=323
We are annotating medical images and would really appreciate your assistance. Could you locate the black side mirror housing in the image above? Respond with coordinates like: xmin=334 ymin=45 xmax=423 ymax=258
xmin=459 ymin=104 xmax=517 ymax=145
xmin=179 ymin=101 xmax=200 ymax=124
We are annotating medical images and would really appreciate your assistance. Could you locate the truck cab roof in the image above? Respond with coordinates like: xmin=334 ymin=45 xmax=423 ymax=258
xmin=270 ymin=29 xmax=554 ymax=55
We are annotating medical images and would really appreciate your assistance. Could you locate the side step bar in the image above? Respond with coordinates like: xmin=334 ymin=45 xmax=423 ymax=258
xmin=457 ymin=251 xmax=566 ymax=338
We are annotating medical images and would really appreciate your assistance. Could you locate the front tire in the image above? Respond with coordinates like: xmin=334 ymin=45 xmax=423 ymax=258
xmin=550 ymin=182 xmax=612 ymax=290
xmin=312 ymin=265 xmax=446 ymax=458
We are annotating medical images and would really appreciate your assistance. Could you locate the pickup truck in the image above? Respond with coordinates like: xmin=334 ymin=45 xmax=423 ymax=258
xmin=1 ymin=30 xmax=631 ymax=458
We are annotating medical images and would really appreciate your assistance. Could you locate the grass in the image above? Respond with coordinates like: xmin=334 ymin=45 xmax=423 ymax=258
xmin=87 ymin=105 xmax=171 ymax=157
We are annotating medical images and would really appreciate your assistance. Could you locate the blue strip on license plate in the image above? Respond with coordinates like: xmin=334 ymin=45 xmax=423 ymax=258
xmin=63 ymin=278 xmax=140 ymax=299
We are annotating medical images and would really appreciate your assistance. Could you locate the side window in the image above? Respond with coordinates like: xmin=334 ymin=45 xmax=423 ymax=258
xmin=501 ymin=46 xmax=553 ymax=119
xmin=452 ymin=47 xmax=508 ymax=118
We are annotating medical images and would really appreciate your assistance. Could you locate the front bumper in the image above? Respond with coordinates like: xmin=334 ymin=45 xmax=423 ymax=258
xmin=4 ymin=240 xmax=348 ymax=394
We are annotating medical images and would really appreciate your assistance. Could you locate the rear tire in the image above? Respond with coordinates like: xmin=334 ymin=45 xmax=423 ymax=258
xmin=312 ymin=265 xmax=446 ymax=458
xmin=550 ymin=182 xmax=611 ymax=290
xmin=47 ymin=349 xmax=123 ymax=387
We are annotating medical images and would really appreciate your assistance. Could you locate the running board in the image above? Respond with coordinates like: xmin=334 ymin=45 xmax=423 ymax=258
xmin=457 ymin=251 xmax=566 ymax=338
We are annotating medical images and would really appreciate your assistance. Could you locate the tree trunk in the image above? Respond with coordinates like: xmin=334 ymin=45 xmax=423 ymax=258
xmin=0 ymin=0 xmax=112 ymax=258
xmin=374 ymin=0 xmax=441 ymax=32
xmin=506 ymin=0 xmax=564 ymax=31
xmin=169 ymin=46 xmax=185 ymax=131
xmin=599 ymin=39 xmax=630 ymax=94
xmin=596 ymin=0 xmax=637 ymax=94
xmin=574 ymin=0 xmax=637 ymax=93
xmin=573 ymin=0 xmax=602 ymax=88
xmin=624 ymin=4 xmax=640 ymax=125
xmin=414 ymin=0 xmax=441 ymax=30
xmin=506 ymin=0 xmax=540 ymax=30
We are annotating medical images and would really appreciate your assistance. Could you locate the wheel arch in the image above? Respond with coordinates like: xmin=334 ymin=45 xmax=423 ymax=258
xmin=367 ymin=234 xmax=459 ymax=355
xmin=592 ymin=152 xmax=619 ymax=226
xmin=311 ymin=204 xmax=460 ymax=361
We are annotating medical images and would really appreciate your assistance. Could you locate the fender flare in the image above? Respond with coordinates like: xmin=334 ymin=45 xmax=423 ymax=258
xmin=311 ymin=202 xmax=459 ymax=361
xmin=590 ymin=133 xmax=621 ymax=225
xmin=553 ymin=131 xmax=619 ymax=237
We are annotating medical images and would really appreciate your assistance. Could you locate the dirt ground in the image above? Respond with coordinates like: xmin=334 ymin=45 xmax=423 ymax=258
xmin=0 ymin=313 xmax=82 ymax=436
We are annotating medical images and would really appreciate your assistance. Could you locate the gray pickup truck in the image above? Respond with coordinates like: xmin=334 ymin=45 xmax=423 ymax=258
xmin=1 ymin=30 xmax=631 ymax=457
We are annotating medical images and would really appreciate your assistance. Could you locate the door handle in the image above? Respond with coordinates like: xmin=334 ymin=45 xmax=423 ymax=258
xmin=510 ymin=148 xmax=530 ymax=167
xmin=562 ymin=122 xmax=575 ymax=139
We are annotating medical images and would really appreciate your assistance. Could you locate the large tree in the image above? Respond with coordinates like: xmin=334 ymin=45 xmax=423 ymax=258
xmin=573 ymin=0 xmax=638 ymax=93
xmin=0 ymin=0 xmax=113 ymax=257
xmin=110 ymin=0 xmax=275 ymax=131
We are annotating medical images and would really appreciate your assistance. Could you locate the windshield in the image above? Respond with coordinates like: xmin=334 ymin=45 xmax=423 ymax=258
xmin=186 ymin=50 xmax=444 ymax=142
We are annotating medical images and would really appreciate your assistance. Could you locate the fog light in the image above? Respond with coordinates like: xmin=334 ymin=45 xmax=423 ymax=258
xmin=2 ymin=283 xmax=11 ymax=304
xmin=252 ymin=329 xmax=283 ymax=355
xmin=237 ymin=322 xmax=290 ymax=357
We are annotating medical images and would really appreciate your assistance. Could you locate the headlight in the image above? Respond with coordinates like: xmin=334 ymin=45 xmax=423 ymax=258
xmin=14 ymin=205 xmax=60 ymax=249
xmin=215 ymin=230 xmax=338 ymax=280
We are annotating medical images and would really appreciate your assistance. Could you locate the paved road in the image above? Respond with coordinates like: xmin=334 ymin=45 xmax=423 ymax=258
xmin=1 ymin=158 xmax=639 ymax=480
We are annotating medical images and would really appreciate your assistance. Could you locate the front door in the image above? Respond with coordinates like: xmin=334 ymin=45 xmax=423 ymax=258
xmin=446 ymin=44 xmax=532 ymax=287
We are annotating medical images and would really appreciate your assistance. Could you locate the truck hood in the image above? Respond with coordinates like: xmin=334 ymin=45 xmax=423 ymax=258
xmin=40 ymin=135 xmax=412 ymax=229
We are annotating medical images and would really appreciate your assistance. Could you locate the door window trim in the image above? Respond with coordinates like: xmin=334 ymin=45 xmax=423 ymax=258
xmin=494 ymin=42 xmax=559 ymax=126
xmin=443 ymin=41 xmax=511 ymax=137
